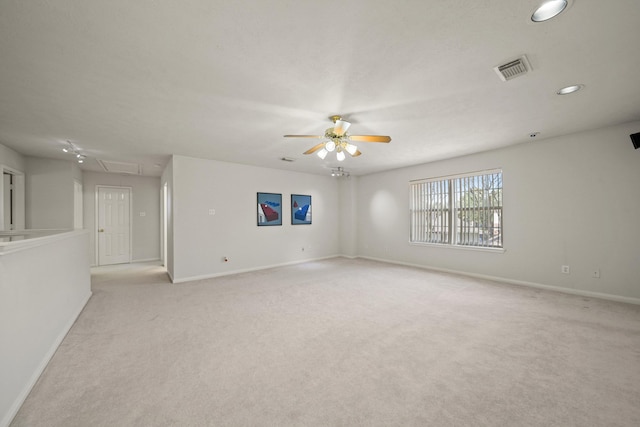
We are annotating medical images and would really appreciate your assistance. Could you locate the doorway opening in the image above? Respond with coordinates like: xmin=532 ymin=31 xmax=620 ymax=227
xmin=1 ymin=166 xmax=25 ymax=231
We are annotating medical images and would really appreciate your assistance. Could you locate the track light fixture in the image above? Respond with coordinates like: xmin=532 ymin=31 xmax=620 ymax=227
xmin=62 ymin=141 xmax=87 ymax=164
xmin=330 ymin=167 xmax=350 ymax=178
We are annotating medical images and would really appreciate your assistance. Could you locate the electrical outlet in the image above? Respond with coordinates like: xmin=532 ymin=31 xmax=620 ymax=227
xmin=208 ymin=209 xmax=216 ymax=216
xmin=592 ymin=269 xmax=600 ymax=279
xmin=561 ymin=265 xmax=570 ymax=274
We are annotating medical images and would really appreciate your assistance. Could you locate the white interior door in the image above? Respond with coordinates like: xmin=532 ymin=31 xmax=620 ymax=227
xmin=97 ymin=186 xmax=131 ymax=265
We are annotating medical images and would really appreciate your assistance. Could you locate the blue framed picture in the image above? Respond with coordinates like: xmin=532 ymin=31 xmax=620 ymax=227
xmin=291 ymin=194 xmax=312 ymax=225
xmin=257 ymin=192 xmax=282 ymax=226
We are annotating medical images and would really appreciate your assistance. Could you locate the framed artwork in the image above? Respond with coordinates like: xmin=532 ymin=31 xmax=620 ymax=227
xmin=291 ymin=194 xmax=312 ymax=225
xmin=257 ymin=192 xmax=282 ymax=226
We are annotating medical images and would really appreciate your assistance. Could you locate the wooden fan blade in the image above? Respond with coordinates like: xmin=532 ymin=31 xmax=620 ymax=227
xmin=303 ymin=142 xmax=326 ymax=155
xmin=333 ymin=120 xmax=351 ymax=136
xmin=284 ymin=135 xmax=323 ymax=138
xmin=351 ymin=149 xmax=362 ymax=157
xmin=349 ymin=135 xmax=391 ymax=143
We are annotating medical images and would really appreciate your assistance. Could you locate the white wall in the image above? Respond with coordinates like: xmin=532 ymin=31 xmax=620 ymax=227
xmin=355 ymin=121 xmax=640 ymax=301
xmin=83 ymin=172 xmax=161 ymax=265
xmin=25 ymin=157 xmax=80 ymax=229
xmin=171 ymin=155 xmax=340 ymax=282
xmin=338 ymin=177 xmax=358 ymax=257
xmin=0 ymin=143 xmax=25 ymax=172
xmin=0 ymin=230 xmax=91 ymax=427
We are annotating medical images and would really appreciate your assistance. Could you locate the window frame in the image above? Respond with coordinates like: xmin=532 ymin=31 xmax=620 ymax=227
xmin=409 ymin=169 xmax=504 ymax=252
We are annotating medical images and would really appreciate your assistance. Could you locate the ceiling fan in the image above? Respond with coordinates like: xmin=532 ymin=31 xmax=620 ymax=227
xmin=284 ymin=115 xmax=391 ymax=161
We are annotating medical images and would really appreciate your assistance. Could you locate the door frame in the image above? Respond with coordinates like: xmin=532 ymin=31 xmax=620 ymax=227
xmin=95 ymin=185 xmax=133 ymax=266
xmin=0 ymin=165 xmax=25 ymax=231
xmin=74 ymin=179 xmax=83 ymax=229
xmin=161 ymin=182 xmax=168 ymax=267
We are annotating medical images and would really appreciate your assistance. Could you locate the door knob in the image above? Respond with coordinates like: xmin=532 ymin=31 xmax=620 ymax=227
xmin=98 ymin=228 xmax=104 ymax=232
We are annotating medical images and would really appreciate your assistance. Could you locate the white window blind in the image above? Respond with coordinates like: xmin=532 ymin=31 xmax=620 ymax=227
xmin=410 ymin=170 xmax=503 ymax=248
xmin=410 ymin=178 xmax=450 ymax=244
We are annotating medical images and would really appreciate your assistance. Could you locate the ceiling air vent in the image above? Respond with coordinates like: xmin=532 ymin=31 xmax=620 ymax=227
xmin=494 ymin=55 xmax=531 ymax=82
xmin=97 ymin=159 xmax=142 ymax=175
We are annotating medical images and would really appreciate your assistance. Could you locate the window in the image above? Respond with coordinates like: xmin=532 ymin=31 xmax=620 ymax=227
xmin=410 ymin=170 xmax=503 ymax=248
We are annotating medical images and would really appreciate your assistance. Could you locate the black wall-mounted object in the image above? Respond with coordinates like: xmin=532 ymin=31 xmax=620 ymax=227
xmin=631 ymin=132 xmax=640 ymax=149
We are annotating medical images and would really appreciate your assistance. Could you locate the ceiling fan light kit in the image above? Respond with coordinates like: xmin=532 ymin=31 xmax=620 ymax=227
xmin=325 ymin=140 xmax=336 ymax=152
xmin=285 ymin=115 xmax=391 ymax=162
xmin=317 ymin=148 xmax=328 ymax=159
xmin=345 ymin=143 xmax=358 ymax=155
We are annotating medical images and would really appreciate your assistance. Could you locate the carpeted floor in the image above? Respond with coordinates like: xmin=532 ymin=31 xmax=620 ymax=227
xmin=11 ymin=258 xmax=640 ymax=426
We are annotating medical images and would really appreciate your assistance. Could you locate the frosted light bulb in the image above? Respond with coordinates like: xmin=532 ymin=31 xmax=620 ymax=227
xmin=325 ymin=140 xmax=336 ymax=152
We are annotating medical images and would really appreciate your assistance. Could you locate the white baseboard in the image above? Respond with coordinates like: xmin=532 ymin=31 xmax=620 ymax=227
xmin=358 ymin=256 xmax=640 ymax=306
xmin=132 ymin=257 xmax=161 ymax=263
xmin=1 ymin=291 xmax=93 ymax=427
xmin=171 ymin=255 xmax=339 ymax=284
xmin=91 ymin=258 xmax=161 ymax=268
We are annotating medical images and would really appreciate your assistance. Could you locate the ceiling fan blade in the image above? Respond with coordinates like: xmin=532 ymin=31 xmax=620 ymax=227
xmin=284 ymin=135 xmax=323 ymax=138
xmin=350 ymin=149 xmax=362 ymax=157
xmin=333 ymin=120 xmax=351 ymax=136
xmin=348 ymin=135 xmax=391 ymax=143
xmin=303 ymin=142 xmax=326 ymax=155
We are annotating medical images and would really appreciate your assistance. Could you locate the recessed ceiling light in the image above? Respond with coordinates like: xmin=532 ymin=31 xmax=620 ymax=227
xmin=531 ymin=0 xmax=568 ymax=22
xmin=557 ymin=84 xmax=583 ymax=95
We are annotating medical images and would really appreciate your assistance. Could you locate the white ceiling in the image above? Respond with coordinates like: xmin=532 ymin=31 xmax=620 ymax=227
xmin=1 ymin=0 xmax=639 ymax=177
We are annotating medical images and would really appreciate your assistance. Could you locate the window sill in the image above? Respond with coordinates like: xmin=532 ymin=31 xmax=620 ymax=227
xmin=408 ymin=241 xmax=505 ymax=253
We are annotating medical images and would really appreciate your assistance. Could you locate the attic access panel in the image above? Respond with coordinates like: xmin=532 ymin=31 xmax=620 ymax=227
xmin=97 ymin=159 xmax=142 ymax=175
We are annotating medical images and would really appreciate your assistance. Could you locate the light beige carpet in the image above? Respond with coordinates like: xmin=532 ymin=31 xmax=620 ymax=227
xmin=11 ymin=258 xmax=640 ymax=426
